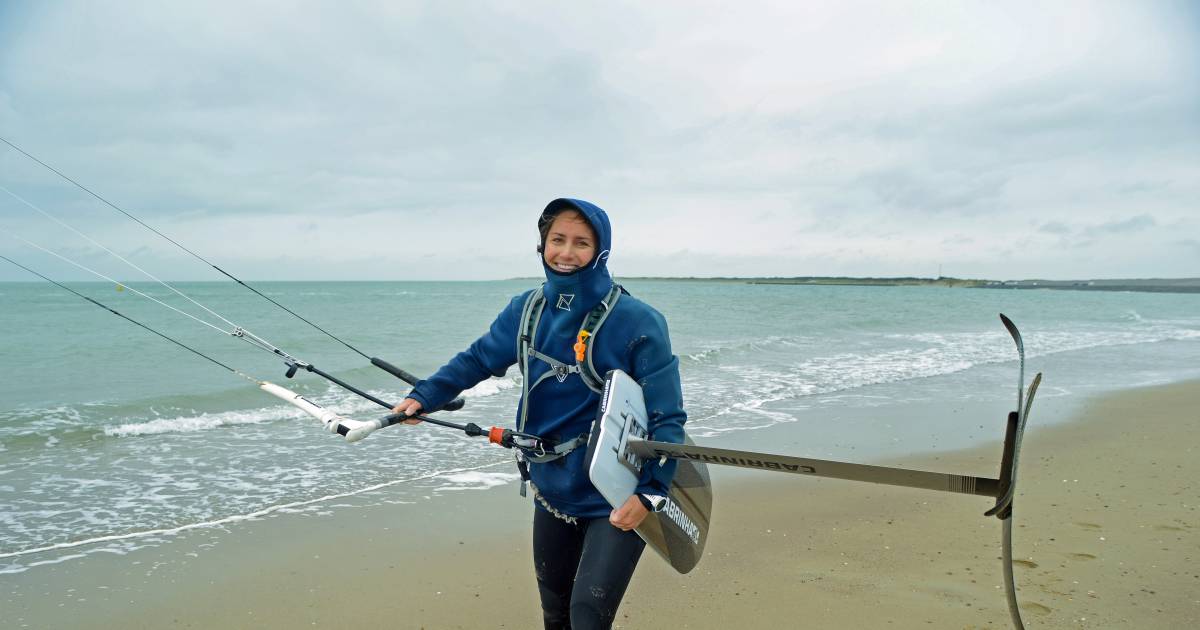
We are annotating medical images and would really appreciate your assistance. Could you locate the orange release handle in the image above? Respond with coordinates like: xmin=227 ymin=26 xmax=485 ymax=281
xmin=574 ymin=330 xmax=591 ymax=362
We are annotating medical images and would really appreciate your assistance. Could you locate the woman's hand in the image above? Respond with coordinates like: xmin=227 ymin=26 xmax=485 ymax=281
xmin=391 ymin=398 xmax=424 ymax=425
xmin=609 ymin=495 xmax=649 ymax=531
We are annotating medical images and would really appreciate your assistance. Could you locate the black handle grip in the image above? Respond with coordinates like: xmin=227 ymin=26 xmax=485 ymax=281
xmin=371 ymin=357 xmax=466 ymax=412
xmin=370 ymin=357 xmax=420 ymax=384
xmin=440 ymin=398 xmax=466 ymax=412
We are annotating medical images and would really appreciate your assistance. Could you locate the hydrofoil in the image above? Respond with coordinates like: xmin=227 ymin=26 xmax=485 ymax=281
xmin=587 ymin=313 xmax=1040 ymax=630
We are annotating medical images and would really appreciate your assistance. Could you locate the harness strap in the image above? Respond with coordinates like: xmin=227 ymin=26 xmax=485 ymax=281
xmin=579 ymin=285 xmax=623 ymax=393
xmin=527 ymin=347 xmax=581 ymax=390
xmin=515 ymin=288 xmax=546 ymax=496
xmin=517 ymin=290 xmax=546 ymax=435
xmin=511 ymin=283 xmax=625 ymax=495
xmin=523 ymin=433 xmax=589 ymax=463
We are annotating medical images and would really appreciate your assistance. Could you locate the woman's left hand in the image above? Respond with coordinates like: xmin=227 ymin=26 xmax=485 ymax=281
xmin=609 ymin=495 xmax=649 ymax=531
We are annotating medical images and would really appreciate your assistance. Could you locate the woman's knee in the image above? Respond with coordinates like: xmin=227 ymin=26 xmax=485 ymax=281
xmin=569 ymin=597 xmax=616 ymax=630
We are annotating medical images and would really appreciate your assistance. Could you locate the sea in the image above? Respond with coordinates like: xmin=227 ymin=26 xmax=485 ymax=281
xmin=2 ymin=279 xmax=1199 ymax=575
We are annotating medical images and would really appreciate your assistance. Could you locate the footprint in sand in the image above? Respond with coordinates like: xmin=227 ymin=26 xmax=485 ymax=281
xmin=1013 ymin=559 xmax=1038 ymax=569
xmin=1023 ymin=602 xmax=1052 ymax=616
xmin=1068 ymin=552 xmax=1097 ymax=560
xmin=1074 ymin=522 xmax=1102 ymax=530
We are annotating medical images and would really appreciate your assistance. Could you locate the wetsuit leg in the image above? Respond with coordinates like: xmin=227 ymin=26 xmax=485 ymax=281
xmin=532 ymin=509 xmax=647 ymax=630
xmin=569 ymin=518 xmax=645 ymax=630
xmin=533 ymin=507 xmax=584 ymax=630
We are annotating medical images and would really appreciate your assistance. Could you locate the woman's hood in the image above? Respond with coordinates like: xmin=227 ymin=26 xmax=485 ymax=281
xmin=538 ymin=198 xmax=613 ymax=315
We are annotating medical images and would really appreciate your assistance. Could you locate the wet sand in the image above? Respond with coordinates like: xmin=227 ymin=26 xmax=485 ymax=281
xmin=5 ymin=381 xmax=1197 ymax=628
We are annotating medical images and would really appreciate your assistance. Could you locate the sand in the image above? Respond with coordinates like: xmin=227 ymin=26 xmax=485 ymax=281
xmin=5 ymin=381 xmax=1197 ymax=629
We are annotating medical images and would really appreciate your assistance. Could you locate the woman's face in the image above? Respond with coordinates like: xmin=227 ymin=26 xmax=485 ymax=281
xmin=543 ymin=211 xmax=596 ymax=273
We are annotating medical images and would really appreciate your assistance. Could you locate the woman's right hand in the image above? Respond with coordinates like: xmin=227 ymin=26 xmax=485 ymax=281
xmin=391 ymin=398 xmax=424 ymax=425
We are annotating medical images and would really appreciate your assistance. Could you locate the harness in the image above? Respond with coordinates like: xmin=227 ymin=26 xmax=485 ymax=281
xmin=513 ymin=283 xmax=625 ymax=495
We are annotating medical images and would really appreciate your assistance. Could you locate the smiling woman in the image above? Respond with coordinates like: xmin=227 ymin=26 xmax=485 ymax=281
xmin=389 ymin=198 xmax=686 ymax=629
xmin=540 ymin=209 xmax=597 ymax=275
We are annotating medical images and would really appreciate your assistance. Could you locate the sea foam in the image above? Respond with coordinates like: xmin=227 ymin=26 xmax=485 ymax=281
xmin=104 ymin=405 xmax=302 ymax=437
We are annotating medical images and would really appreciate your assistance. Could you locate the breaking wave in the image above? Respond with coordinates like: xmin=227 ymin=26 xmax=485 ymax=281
xmin=104 ymin=405 xmax=301 ymax=437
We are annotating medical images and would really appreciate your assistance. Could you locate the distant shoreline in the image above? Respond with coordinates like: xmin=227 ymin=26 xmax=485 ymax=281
xmin=4 ymin=277 xmax=1198 ymax=294
xmin=604 ymin=276 xmax=1200 ymax=294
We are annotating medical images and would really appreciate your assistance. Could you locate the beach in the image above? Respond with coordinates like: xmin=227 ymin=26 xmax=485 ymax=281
xmin=2 ymin=1 xmax=1198 ymax=626
xmin=5 ymin=379 xmax=1196 ymax=629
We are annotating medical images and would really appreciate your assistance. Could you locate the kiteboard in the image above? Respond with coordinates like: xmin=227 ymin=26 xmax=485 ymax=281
xmin=585 ymin=369 xmax=712 ymax=574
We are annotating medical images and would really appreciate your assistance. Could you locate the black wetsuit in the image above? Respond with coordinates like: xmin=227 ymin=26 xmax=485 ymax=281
xmin=532 ymin=507 xmax=646 ymax=630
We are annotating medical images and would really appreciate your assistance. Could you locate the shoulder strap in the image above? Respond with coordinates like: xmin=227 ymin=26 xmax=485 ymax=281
xmin=575 ymin=284 xmax=625 ymax=394
xmin=514 ymin=286 xmax=546 ymax=497
xmin=517 ymin=286 xmax=546 ymax=435
xmin=516 ymin=286 xmax=545 ymax=378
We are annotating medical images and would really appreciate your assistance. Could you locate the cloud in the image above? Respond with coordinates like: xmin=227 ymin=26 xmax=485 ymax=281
xmin=1038 ymin=222 xmax=1071 ymax=235
xmin=851 ymin=168 xmax=1009 ymax=215
xmin=1083 ymin=214 xmax=1157 ymax=237
xmin=1174 ymin=239 xmax=1200 ymax=258
xmin=1 ymin=1 xmax=1197 ymax=280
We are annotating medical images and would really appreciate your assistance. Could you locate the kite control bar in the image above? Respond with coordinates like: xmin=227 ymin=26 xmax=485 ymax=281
xmin=351 ymin=411 xmax=549 ymax=453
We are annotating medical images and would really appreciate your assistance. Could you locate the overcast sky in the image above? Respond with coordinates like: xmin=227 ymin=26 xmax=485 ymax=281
xmin=1 ymin=1 xmax=1197 ymax=281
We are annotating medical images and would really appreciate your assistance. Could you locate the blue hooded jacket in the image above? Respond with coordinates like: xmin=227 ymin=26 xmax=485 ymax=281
xmin=407 ymin=198 xmax=686 ymax=518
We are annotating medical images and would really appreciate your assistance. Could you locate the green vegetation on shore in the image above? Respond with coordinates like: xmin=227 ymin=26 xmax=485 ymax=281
xmin=601 ymin=276 xmax=1200 ymax=294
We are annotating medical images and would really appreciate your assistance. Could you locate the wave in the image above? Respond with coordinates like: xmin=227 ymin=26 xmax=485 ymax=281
xmin=98 ymin=376 xmax=520 ymax=439
xmin=16 ymin=324 xmax=1194 ymax=444
xmin=684 ymin=322 xmax=1200 ymax=433
xmin=0 ymin=461 xmax=509 ymax=572
xmin=682 ymin=334 xmax=811 ymax=364
xmin=461 ymin=376 xmax=519 ymax=398
xmin=100 ymin=383 xmax=400 ymax=439
xmin=0 ymin=401 xmax=116 ymax=446
xmin=103 ymin=404 xmax=303 ymax=437
xmin=11 ymin=319 xmax=1197 ymax=444
xmin=896 ymin=325 xmax=1200 ymax=362
xmin=688 ymin=346 xmax=978 ymax=427
xmin=437 ymin=471 xmax=522 ymax=491
xmin=0 ymin=402 xmax=94 ymax=428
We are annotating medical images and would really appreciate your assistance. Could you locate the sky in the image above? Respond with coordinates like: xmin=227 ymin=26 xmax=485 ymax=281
xmin=0 ymin=1 xmax=1197 ymax=281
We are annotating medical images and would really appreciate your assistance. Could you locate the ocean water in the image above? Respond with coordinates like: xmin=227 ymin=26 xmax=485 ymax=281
xmin=2 ymin=279 xmax=1199 ymax=574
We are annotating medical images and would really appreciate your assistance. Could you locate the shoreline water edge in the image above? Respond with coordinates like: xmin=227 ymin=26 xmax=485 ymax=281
xmin=3 ymin=379 xmax=1196 ymax=629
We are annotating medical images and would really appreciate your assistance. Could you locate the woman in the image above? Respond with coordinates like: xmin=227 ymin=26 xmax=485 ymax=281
xmin=392 ymin=198 xmax=686 ymax=629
